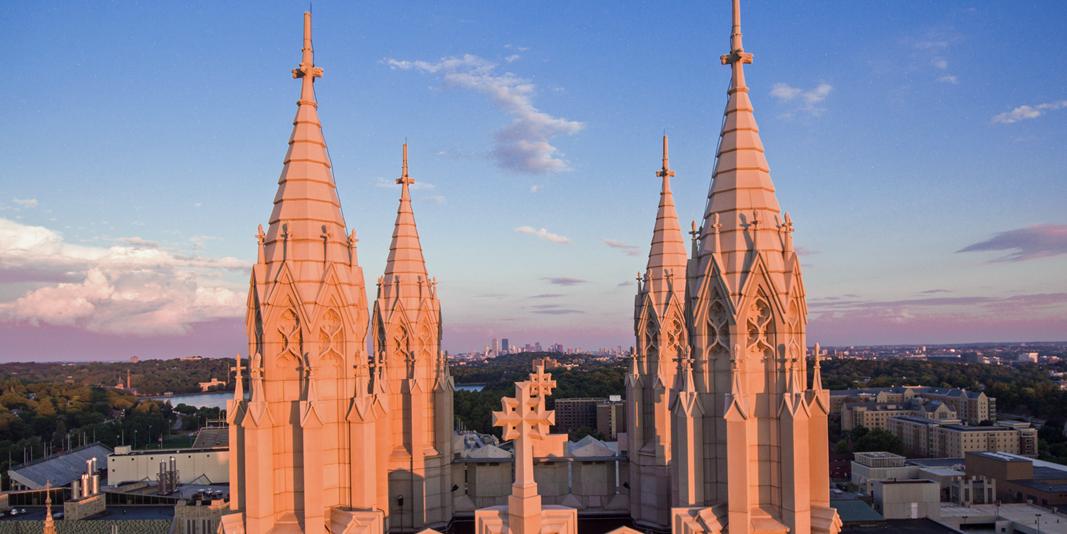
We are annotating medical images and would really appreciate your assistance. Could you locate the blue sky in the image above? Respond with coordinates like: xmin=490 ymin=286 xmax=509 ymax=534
xmin=1 ymin=2 xmax=1066 ymax=360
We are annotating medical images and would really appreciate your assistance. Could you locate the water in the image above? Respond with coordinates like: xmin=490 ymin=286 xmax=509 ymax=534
xmin=455 ymin=384 xmax=484 ymax=392
xmin=150 ymin=391 xmax=232 ymax=410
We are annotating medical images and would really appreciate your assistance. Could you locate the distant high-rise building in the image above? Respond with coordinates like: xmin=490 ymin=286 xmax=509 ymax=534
xmin=500 ymin=338 xmax=510 ymax=354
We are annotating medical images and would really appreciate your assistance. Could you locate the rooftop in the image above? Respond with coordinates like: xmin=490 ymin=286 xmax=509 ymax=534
xmin=942 ymin=503 xmax=1067 ymax=534
xmin=191 ymin=427 xmax=228 ymax=448
xmin=840 ymin=518 xmax=957 ymax=534
xmin=7 ymin=443 xmax=110 ymax=490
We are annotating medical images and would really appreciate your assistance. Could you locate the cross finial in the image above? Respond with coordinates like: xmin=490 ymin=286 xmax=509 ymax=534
xmin=292 ymin=12 xmax=324 ymax=81
xmin=396 ymin=143 xmax=415 ymax=186
xmin=528 ymin=362 xmax=557 ymax=399
xmin=720 ymin=0 xmax=754 ymax=66
xmin=656 ymin=135 xmax=675 ymax=180
xmin=689 ymin=220 xmax=700 ymax=241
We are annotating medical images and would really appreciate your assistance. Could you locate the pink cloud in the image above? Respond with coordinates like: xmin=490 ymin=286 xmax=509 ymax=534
xmin=958 ymin=224 xmax=1067 ymax=261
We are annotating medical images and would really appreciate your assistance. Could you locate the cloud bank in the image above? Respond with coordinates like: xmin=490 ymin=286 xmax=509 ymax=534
xmin=0 ymin=218 xmax=245 ymax=336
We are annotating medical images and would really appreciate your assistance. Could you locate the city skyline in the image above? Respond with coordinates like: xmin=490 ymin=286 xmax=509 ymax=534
xmin=3 ymin=2 xmax=1067 ymax=361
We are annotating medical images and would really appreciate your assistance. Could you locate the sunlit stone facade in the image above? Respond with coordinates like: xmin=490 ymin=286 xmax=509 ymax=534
xmin=632 ymin=1 xmax=843 ymax=533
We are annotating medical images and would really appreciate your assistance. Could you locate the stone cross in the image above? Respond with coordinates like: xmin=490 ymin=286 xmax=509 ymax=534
xmin=493 ymin=373 xmax=556 ymax=492
xmin=526 ymin=363 xmax=557 ymax=403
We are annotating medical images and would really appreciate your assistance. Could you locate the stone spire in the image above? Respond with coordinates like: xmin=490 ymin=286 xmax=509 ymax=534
xmin=696 ymin=0 xmax=786 ymax=303
xmin=260 ymin=11 xmax=350 ymax=303
xmin=372 ymin=143 xmax=452 ymax=531
xmin=382 ymin=143 xmax=430 ymax=315
xmin=643 ymin=135 xmax=689 ymax=313
xmin=669 ymin=2 xmax=841 ymax=533
xmin=630 ymin=135 xmax=690 ymax=530
xmin=228 ymin=12 xmax=376 ymax=534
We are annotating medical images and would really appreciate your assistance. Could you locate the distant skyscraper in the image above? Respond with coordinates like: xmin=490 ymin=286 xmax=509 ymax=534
xmin=501 ymin=338 xmax=510 ymax=354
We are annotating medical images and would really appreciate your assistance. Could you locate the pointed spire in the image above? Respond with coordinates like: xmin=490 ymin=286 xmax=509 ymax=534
xmin=642 ymin=136 xmax=688 ymax=310
xmin=262 ymin=11 xmax=349 ymax=296
xmin=382 ymin=143 xmax=430 ymax=313
xmin=699 ymin=0 xmax=788 ymax=302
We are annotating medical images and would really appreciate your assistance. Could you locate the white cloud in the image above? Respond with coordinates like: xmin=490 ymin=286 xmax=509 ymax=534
xmin=12 ymin=197 xmax=38 ymax=209
xmin=931 ymin=58 xmax=949 ymax=70
xmin=385 ymin=54 xmax=584 ymax=174
xmin=514 ymin=225 xmax=570 ymax=244
xmin=0 ymin=217 xmax=245 ymax=335
xmin=770 ymin=82 xmax=832 ymax=115
xmin=530 ymin=184 xmax=542 ymax=193
xmin=937 ymin=75 xmax=959 ymax=85
xmin=992 ymin=100 xmax=1067 ymax=124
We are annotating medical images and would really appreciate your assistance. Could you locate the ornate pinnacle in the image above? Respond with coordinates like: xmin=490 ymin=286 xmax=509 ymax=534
xmin=657 ymin=135 xmax=675 ymax=180
xmin=231 ymin=353 xmax=244 ymax=400
xmin=397 ymin=143 xmax=415 ymax=186
xmin=782 ymin=212 xmax=795 ymax=254
xmin=689 ymin=220 xmax=701 ymax=256
xmin=256 ymin=224 xmax=266 ymax=264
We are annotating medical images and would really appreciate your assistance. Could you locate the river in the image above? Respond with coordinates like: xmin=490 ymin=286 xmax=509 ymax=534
xmin=149 ymin=391 xmax=232 ymax=410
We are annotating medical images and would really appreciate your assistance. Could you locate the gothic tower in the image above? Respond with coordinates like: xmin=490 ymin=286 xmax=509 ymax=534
xmin=225 ymin=12 xmax=388 ymax=534
xmin=628 ymin=135 xmax=687 ymax=530
xmin=669 ymin=1 xmax=841 ymax=533
xmin=371 ymin=144 xmax=454 ymax=532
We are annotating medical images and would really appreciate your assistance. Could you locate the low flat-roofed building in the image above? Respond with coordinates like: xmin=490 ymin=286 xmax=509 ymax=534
xmin=852 ymin=452 xmax=920 ymax=494
xmin=966 ymin=451 xmax=1067 ymax=506
xmin=107 ymin=445 xmax=229 ymax=486
xmin=872 ymin=479 xmax=941 ymax=520
xmin=939 ymin=502 xmax=1067 ymax=534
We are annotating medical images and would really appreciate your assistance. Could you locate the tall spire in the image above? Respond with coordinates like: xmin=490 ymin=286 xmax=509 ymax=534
xmin=643 ymin=135 xmax=688 ymax=312
xmin=699 ymin=0 xmax=787 ymax=301
xmin=261 ymin=10 xmax=348 ymax=299
xmin=382 ymin=143 xmax=429 ymax=312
